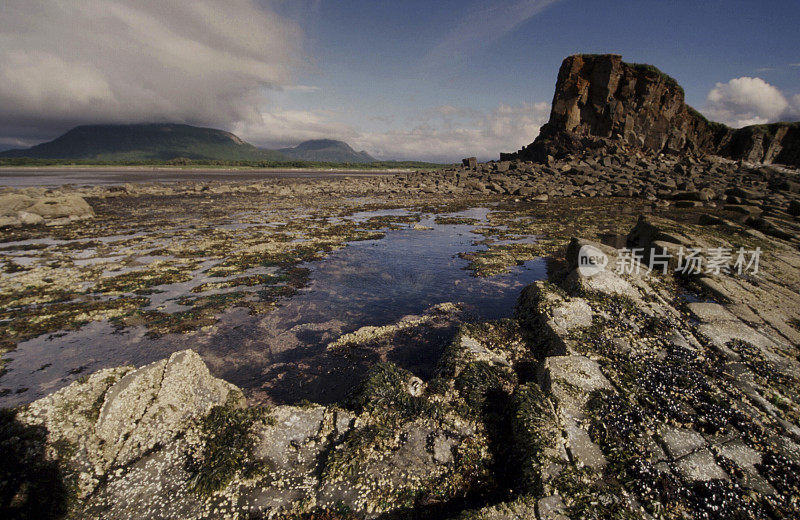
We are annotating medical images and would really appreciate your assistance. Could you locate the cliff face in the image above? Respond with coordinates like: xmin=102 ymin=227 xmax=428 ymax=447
xmin=513 ymin=54 xmax=800 ymax=166
xmin=721 ymin=122 xmax=800 ymax=166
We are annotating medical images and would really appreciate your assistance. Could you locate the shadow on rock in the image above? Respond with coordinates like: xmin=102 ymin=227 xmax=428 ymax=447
xmin=252 ymin=320 xmax=460 ymax=406
xmin=0 ymin=409 xmax=70 ymax=520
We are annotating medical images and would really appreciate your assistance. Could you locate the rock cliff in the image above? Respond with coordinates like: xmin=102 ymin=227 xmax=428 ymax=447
xmin=510 ymin=54 xmax=800 ymax=166
xmin=720 ymin=121 xmax=800 ymax=166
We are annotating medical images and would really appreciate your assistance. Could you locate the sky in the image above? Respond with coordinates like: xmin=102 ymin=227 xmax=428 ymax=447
xmin=1 ymin=0 xmax=799 ymax=162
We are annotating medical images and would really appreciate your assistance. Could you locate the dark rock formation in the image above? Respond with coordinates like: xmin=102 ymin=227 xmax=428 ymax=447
xmin=511 ymin=54 xmax=800 ymax=167
xmin=720 ymin=122 xmax=800 ymax=165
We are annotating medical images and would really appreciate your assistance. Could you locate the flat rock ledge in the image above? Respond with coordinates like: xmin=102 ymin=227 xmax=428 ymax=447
xmin=0 ymin=191 xmax=94 ymax=227
xmin=3 ymin=216 xmax=800 ymax=520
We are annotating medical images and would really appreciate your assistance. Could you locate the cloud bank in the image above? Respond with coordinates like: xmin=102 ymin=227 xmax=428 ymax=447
xmin=703 ymin=77 xmax=800 ymax=128
xmin=235 ymin=102 xmax=551 ymax=163
xmin=0 ymin=0 xmax=302 ymax=145
xmin=233 ymin=109 xmax=359 ymax=150
xmin=354 ymin=102 xmax=551 ymax=162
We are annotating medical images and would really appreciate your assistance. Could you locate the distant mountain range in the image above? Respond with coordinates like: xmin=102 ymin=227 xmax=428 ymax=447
xmin=0 ymin=124 xmax=376 ymax=163
xmin=278 ymin=139 xmax=375 ymax=163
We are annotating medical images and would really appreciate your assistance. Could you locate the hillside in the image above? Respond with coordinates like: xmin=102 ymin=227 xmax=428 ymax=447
xmin=0 ymin=124 xmax=288 ymax=162
xmin=278 ymin=139 xmax=375 ymax=163
xmin=507 ymin=54 xmax=800 ymax=167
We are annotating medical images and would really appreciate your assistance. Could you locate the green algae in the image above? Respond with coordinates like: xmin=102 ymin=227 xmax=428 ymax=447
xmin=508 ymin=383 xmax=558 ymax=493
xmin=189 ymin=404 xmax=274 ymax=496
xmin=95 ymin=264 xmax=199 ymax=294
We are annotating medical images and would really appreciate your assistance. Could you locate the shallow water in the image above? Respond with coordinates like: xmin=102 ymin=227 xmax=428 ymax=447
xmin=0 ymin=208 xmax=546 ymax=407
xmin=0 ymin=168 xmax=397 ymax=187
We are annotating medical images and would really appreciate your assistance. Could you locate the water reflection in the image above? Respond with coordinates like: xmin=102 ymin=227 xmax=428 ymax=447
xmin=0 ymin=209 xmax=545 ymax=407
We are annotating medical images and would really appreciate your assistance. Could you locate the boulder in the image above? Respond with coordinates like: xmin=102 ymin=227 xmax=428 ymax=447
xmin=0 ymin=192 xmax=94 ymax=223
xmin=96 ymin=350 xmax=244 ymax=467
xmin=495 ymin=161 xmax=511 ymax=172
xmin=17 ymin=211 xmax=45 ymax=225
xmin=19 ymin=349 xmax=243 ymax=492
xmin=462 ymin=157 xmax=477 ymax=169
xmin=0 ymin=193 xmax=36 ymax=215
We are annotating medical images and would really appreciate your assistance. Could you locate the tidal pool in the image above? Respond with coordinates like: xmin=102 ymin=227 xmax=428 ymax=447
xmin=0 ymin=207 xmax=546 ymax=407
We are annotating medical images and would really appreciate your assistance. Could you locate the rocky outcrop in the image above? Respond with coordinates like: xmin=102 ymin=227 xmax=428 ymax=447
xmin=16 ymin=350 xmax=243 ymax=499
xmin=509 ymin=54 xmax=800 ymax=167
xmin=721 ymin=122 xmax=800 ymax=165
xmin=4 ymin=340 xmax=494 ymax=518
xmin=0 ymin=191 xmax=94 ymax=227
xmin=509 ymin=54 xmax=726 ymax=161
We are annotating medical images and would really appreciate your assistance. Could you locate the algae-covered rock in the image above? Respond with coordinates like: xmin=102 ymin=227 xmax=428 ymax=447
xmin=96 ymin=349 xmax=244 ymax=467
xmin=4 ymin=209 xmax=800 ymax=519
xmin=449 ymin=496 xmax=539 ymax=520
xmin=15 ymin=350 xmax=242 ymax=500
xmin=509 ymin=384 xmax=565 ymax=493
xmin=516 ymin=281 xmax=593 ymax=356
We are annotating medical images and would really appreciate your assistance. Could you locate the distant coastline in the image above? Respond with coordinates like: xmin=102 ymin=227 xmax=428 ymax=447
xmin=0 ymin=159 xmax=446 ymax=173
xmin=0 ymin=165 xmax=420 ymax=188
xmin=0 ymin=165 xmax=421 ymax=173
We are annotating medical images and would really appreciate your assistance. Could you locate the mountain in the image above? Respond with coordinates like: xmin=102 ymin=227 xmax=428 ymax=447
xmin=0 ymin=123 xmax=287 ymax=162
xmin=506 ymin=54 xmax=800 ymax=167
xmin=278 ymin=139 xmax=375 ymax=163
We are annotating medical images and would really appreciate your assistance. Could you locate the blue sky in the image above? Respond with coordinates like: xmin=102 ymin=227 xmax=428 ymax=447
xmin=283 ymin=0 xmax=800 ymax=114
xmin=1 ymin=0 xmax=798 ymax=161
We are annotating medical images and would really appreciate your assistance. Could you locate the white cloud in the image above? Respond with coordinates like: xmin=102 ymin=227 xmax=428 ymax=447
xmin=236 ymin=102 xmax=550 ymax=162
xmin=0 ymin=137 xmax=34 ymax=150
xmin=789 ymin=94 xmax=800 ymax=119
xmin=233 ymin=109 xmax=359 ymax=149
xmin=423 ymin=0 xmax=562 ymax=67
xmin=702 ymin=77 xmax=790 ymax=127
xmin=0 ymin=0 xmax=302 ymax=142
xmin=357 ymin=102 xmax=551 ymax=162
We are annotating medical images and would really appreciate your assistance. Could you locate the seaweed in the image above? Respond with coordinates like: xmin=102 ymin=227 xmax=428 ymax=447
xmin=188 ymin=404 xmax=273 ymax=496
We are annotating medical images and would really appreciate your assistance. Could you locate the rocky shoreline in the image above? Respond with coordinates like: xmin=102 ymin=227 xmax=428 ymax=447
xmin=3 ymin=149 xmax=797 ymax=393
xmin=2 ymin=200 xmax=800 ymax=518
xmin=4 ymin=143 xmax=799 ymax=241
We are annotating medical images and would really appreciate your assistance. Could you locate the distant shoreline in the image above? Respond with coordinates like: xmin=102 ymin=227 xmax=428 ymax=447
xmin=0 ymin=165 xmax=417 ymax=173
xmin=0 ymin=166 xmax=411 ymax=188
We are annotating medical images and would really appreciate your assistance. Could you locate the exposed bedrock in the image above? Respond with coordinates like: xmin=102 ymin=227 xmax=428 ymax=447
xmin=3 ymin=214 xmax=800 ymax=519
xmin=509 ymin=54 xmax=800 ymax=167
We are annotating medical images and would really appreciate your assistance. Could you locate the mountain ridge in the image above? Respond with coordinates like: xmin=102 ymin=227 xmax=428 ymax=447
xmin=0 ymin=125 xmax=379 ymax=164
xmin=0 ymin=124 xmax=288 ymax=162
xmin=278 ymin=139 xmax=375 ymax=163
